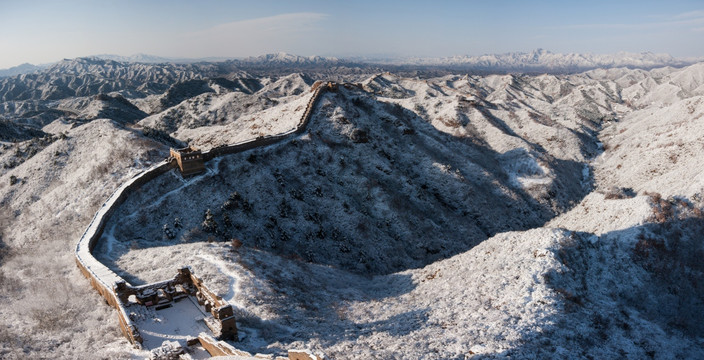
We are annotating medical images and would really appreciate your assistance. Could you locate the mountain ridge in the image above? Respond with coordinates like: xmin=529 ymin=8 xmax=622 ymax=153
xmin=3 ymin=49 xmax=701 ymax=78
xmin=390 ymin=49 xmax=702 ymax=71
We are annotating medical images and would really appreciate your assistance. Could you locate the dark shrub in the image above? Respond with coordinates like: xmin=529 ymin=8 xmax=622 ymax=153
xmin=350 ymin=129 xmax=369 ymax=143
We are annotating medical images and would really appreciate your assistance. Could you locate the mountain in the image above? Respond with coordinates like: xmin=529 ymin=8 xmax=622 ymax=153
xmin=2 ymin=49 xmax=699 ymax=82
xmin=88 ymin=63 xmax=704 ymax=358
xmin=91 ymin=53 xmax=234 ymax=64
xmin=0 ymin=56 xmax=703 ymax=358
xmin=137 ymin=73 xmax=311 ymax=135
xmin=92 ymin=53 xmax=184 ymax=64
xmin=394 ymin=49 xmax=699 ymax=72
xmin=233 ymin=52 xmax=340 ymax=66
xmin=0 ymin=57 xmax=220 ymax=102
xmin=0 ymin=63 xmax=45 ymax=78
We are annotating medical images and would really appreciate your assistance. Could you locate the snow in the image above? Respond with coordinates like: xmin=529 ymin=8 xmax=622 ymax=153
xmin=0 ymin=119 xmax=168 ymax=358
xmin=132 ymin=296 xmax=210 ymax=350
xmin=547 ymin=192 xmax=652 ymax=235
xmin=196 ymin=253 xmax=241 ymax=307
xmin=175 ymin=91 xmax=314 ymax=150
xmin=594 ymin=95 xmax=704 ymax=197
xmin=2 ymin=61 xmax=704 ymax=359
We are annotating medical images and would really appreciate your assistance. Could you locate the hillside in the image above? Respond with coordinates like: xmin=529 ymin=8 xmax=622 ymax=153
xmin=137 ymin=73 xmax=313 ymax=138
xmin=0 ymin=60 xmax=703 ymax=359
xmin=0 ymin=119 xmax=169 ymax=358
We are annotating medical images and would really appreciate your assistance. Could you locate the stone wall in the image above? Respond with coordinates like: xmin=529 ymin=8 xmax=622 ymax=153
xmin=74 ymin=83 xmax=333 ymax=355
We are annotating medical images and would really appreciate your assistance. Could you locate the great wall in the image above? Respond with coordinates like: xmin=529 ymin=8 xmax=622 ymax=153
xmin=74 ymin=82 xmax=337 ymax=359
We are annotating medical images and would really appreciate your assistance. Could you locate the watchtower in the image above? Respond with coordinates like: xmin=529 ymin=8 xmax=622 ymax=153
xmin=170 ymin=146 xmax=205 ymax=176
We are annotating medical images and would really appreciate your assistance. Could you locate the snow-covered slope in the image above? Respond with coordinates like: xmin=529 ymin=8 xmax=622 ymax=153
xmin=1 ymin=61 xmax=704 ymax=359
xmin=173 ymin=90 xmax=313 ymax=148
xmin=137 ymin=74 xmax=313 ymax=137
xmin=99 ymin=85 xmax=575 ymax=277
xmin=105 ymin=218 xmax=704 ymax=359
xmin=0 ymin=119 xmax=169 ymax=358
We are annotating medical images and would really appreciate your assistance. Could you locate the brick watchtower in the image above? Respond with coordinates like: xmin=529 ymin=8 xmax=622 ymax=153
xmin=170 ymin=146 xmax=206 ymax=176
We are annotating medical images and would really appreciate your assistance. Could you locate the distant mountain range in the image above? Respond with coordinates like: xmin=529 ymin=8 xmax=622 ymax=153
xmin=91 ymin=52 xmax=340 ymax=66
xmin=91 ymin=53 xmax=233 ymax=64
xmin=0 ymin=62 xmax=47 ymax=77
xmin=394 ymin=49 xmax=701 ymax=71
xmin=1 ymin=50 xmax=702 ymax=78
xmin=233 ymin=52 xmax=339 ymax=65
xmin=0 ymin=57 xmax=221 ymax=101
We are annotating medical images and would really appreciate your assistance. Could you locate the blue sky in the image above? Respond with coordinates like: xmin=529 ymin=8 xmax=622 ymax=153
xmin=1 ymin=0 xmax=703 ymax=68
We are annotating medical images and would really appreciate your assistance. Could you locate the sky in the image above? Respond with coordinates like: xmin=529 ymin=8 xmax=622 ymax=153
xmin=1 ymin=0 xmax=704 ymax=69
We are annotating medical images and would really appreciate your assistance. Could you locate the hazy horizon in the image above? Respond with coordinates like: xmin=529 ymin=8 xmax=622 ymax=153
xmin=1 ymin=0 xmax=704 ymax=69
